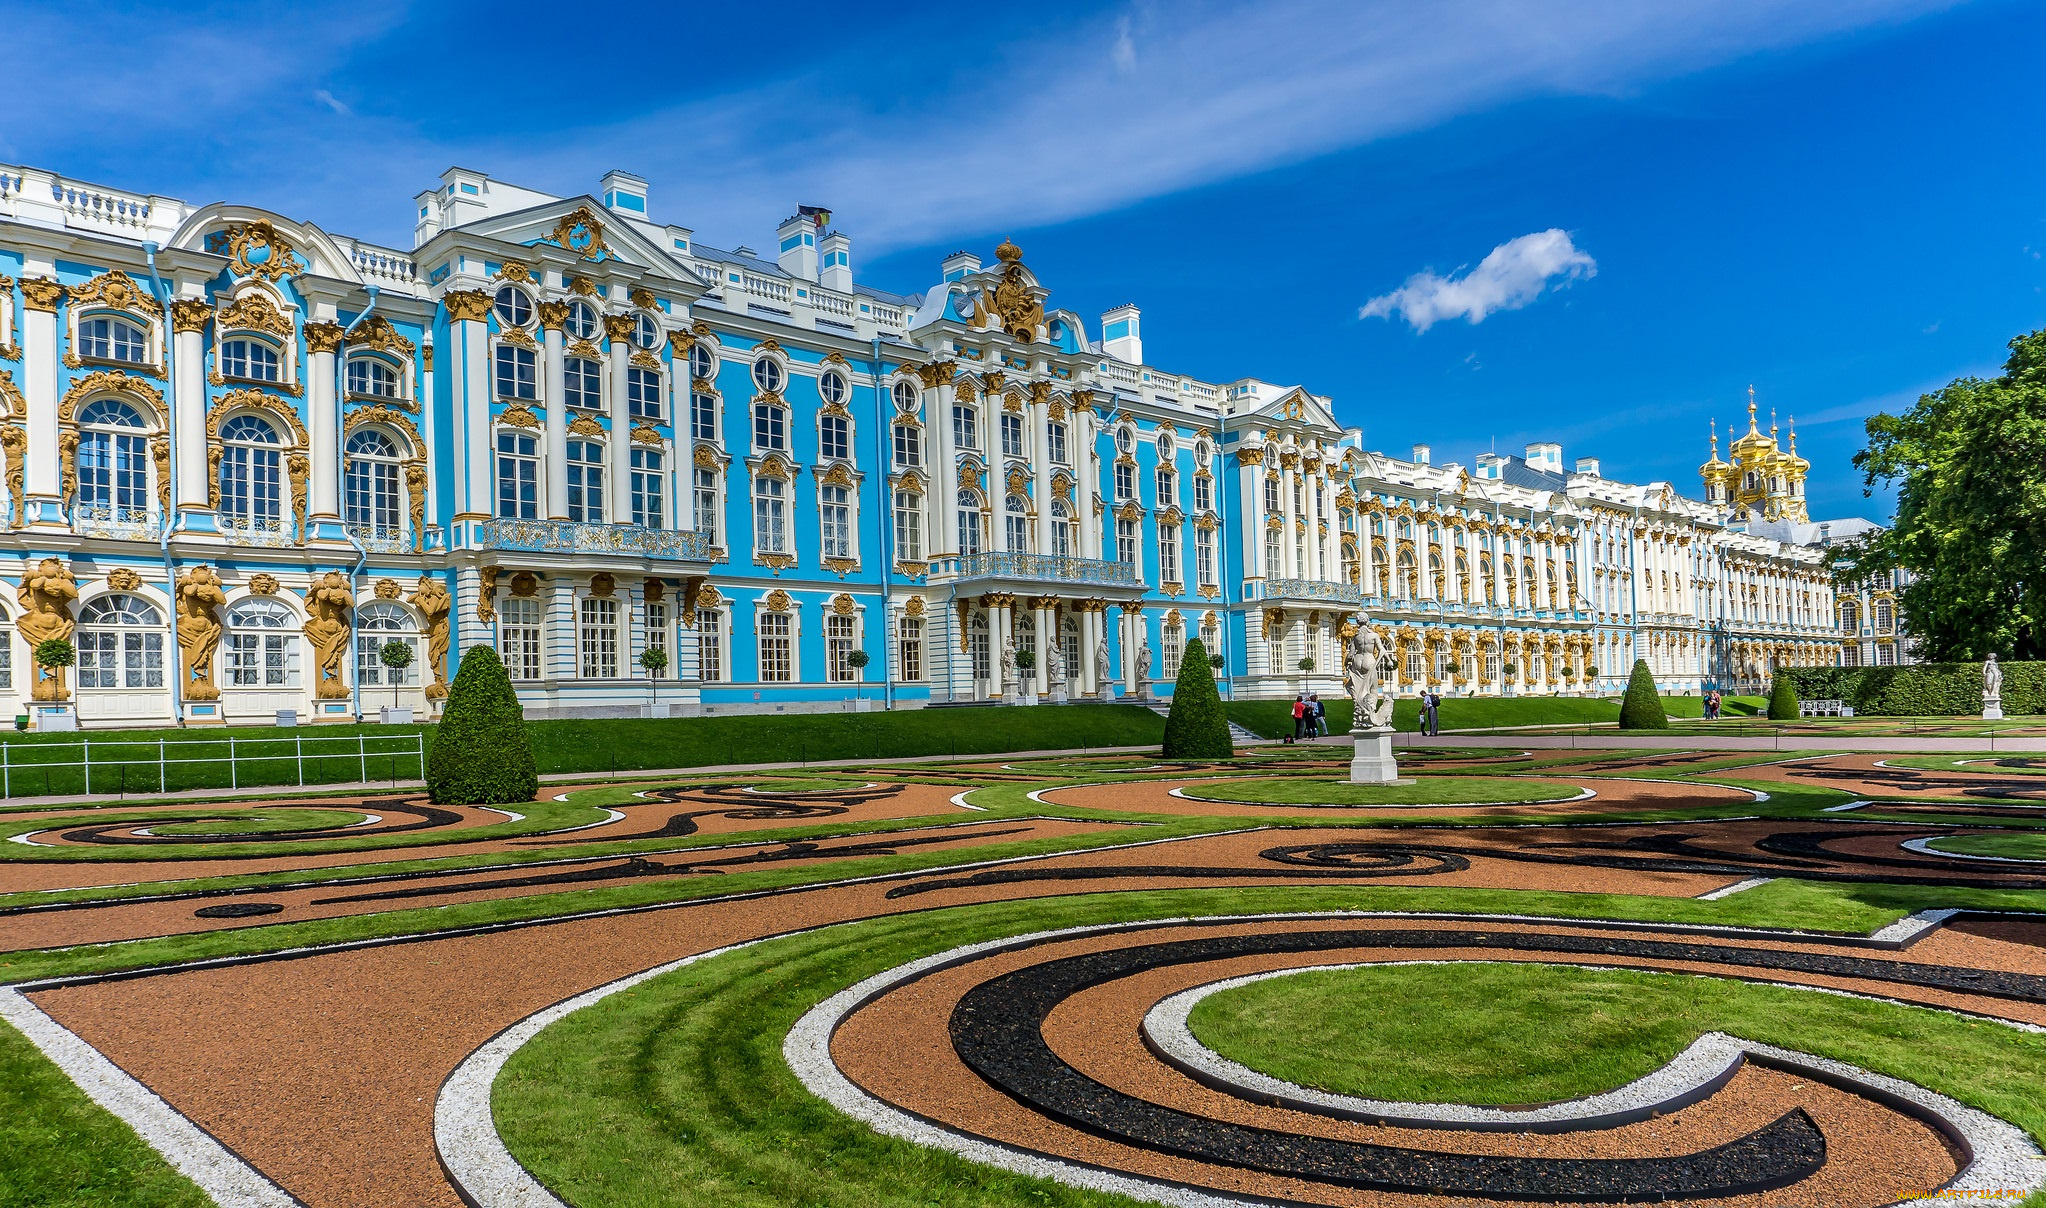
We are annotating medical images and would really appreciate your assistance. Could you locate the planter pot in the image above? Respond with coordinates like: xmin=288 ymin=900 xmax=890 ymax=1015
xmin=379 ymin=706 xmax=413 ymax=725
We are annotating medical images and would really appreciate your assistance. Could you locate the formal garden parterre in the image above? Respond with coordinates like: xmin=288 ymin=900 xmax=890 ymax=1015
xmin=2 ymin=714 xmax=2046 ymax=1207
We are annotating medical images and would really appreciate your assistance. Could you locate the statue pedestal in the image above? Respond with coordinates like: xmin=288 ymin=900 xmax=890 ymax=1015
xmin=1138 ymin=679 xmax=1155 ymax=702
xmin=1349 ymin=725 xmax=1410 ymax=785
xmin=1050 ymin=684 xmax=1069 ymax=704
xmin=1984 ymin=699 xmax=2004 ymax=720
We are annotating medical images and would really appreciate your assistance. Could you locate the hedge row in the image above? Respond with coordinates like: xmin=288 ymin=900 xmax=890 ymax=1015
xmin=1781 ymin=661 xmax=2032 ymax=716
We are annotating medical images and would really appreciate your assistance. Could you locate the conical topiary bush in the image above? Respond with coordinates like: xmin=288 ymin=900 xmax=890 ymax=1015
xmin=426 ymin=644 xmax=538 ymax=805
xmin=1617 ymin=659 xmax=1668 ymax=730
xmin=1767 ymin=673 xmax=1799 ymax=721
xmin=1162 ymin=638 xmax=1233 ymax=759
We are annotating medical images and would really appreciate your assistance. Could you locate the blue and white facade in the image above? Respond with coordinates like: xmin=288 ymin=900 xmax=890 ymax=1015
xmin=0 ymin=162 xmax=1842 ymax=726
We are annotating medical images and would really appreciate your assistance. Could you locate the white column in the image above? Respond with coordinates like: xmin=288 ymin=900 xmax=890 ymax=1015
xmin=1123 ymin=604 xmax=1142 ymax=696
xmin=604 ymin=316 xmax=633 ymax=524
xmin=171 ymin=300 xmax=209 ymax=512
xmin=1033 ymin=400 xmax=1054 ymax=556
xmin=1034 ymin=600 xmax=1051 ymax=694
xmin=992 ymin=599 xmax=1012 ymax=693
xmin=306 ymin=323 xmax=341 ymax=523
xmin=445 ymin=290 xmax=493 ymax=519
xmin=19 ymin=276 xmax=61 ymax=520
xmin=1279 ymin=459 xmax=1299 ymax=580
xmin=543 ymin=314 xmax=569 ymax=520
xmin=550 ymin=579 xmax=578 ymax=683
xmin=1080 ymin=409 xmax=1103 ymax=559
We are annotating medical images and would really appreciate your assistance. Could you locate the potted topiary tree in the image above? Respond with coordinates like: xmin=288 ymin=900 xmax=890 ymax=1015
xmin=1767 ymin=673 xmax=1799 ymax=721
xmin=1163 ymin=638 xmax=1232 ymax=758
xmin=1014 ymin=649 xmax=1037 ymax=705
xmin=1560 ymin=664 xmax=1577 ymax=696
xmin=378 ymin=640 xmax=414 ymax=723
xmin=1618 ymin=659 xmax=1669 ymax=730
xmin=1501 ymin=661 xmax=1519 ymax=698
xmin=32 ymin=638 xmax=76 ymax=730
xmin=426 ymin=644 xmax=537 ymax=805
xmin=637 ymin=646 xmax=668 ymax=713
xmin=846 ymin=648 xmax=872 ymax=711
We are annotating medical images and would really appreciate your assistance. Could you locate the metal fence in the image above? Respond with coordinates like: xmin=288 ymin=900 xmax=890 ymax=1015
xmin=0 ymin=732 xmax=428 ymax=798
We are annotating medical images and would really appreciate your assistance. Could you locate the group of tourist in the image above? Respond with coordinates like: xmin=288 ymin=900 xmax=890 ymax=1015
xmin=1289 ymin=689 xmax=1445 ymax=740
xmin=1703 ymin=689 xmax=1725 ymax=720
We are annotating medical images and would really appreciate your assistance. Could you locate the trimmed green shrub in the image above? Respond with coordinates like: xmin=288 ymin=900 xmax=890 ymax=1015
xmin=1617 ymin=660 xmax=1668 ymax=730
xmin=1782 ymin=661 xmax=2037 ymax=716
xmin=1163 ymin=638 xmax=1233 ymax=758
xmin=1767 ymin=674 xmax=1799 ymax=720
xmin=426 ymin=644 xmax=537 ymax=805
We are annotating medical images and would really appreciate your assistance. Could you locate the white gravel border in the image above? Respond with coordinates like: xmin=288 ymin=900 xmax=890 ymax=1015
xmin=1901 ymin=836 xmax=2046 ymax=863
xmin=0 ymin=988 xmax=299 ymax=1207
xmin=1697 ymin=876 xmax=1774 ymax=900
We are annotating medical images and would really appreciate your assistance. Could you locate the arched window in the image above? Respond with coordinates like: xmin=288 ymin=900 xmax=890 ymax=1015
xmin=77 ymin=594 xmax=164 ymax=688
xmin=75 ymin=397 xmax=150 ymax=520
xmin=752 ymin=399 xmax=787 ymax=452
xmin=1004 ymin=492 xmax=1031 ymax=553
xmin=820 ymin=484 xmax=852 ymax=558
xmin=751 ymin=356 xmax=784 ymax=394
xmin=627 ymin=366 xmax=661 ymax=420
xmin=564 ymin=356 xmax=602 ymax=410
xmin=1874 ymin=598 xmax=1894 ymax=633
xmin=344 ymin=429 xmax=402 ymax=538
xmin=220 ymin=338 xmax=281 ymax=383
xmin=820 ymin=413 xmax=850 ymax=461
xmin=79 ymin=315 xmax=148 ymax=364
xmin=565 ymin=300 xmax=600 ymax=341
xmin=1396 ymin=547 xmax=1417 ymax=599
xmin=900 ymin=614 xmax=926 ymax=681
xmin=346 ymin=356 xmax=401 ymax=399
xmin=1199 ymin=612 xmax=1220 ymax=661
xmin=492 ymin=285 xmax=533 ymax=329
xmin=356 ymin=601 xmax=418 ymax=687
xmin=893 ymin=489 xmax=923 ymax=562
xmin=1050 ymin=498 xmax=1075 ymax=558
xmin=218 ymin=414 xmax=282 ymax=524
xmin=957 ymin=489 xmax=984 ymax=556
xmin=968 ymin=611 xmax=990 ymax=681
xmin=688 ymin=340 xmax=716 ymax=381
xmin=567 ymin=439 xmax=604 ymax=523
xmin=1838 ymin=600 xmax=1859 ymax=633
xmin=225 ymin=598 xmax=299 ymax=687
xmin=754 ymin=475 xmax=787 ymax=554
xmin=1341 ymin=539 xmax=1360 ymax=586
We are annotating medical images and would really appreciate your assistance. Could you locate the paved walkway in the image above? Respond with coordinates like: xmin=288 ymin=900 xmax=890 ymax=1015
xmin=1395 ymin=732 xmax=2046 ymax=753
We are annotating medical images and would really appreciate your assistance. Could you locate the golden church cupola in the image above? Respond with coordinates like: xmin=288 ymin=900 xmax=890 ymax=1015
xmin=1717 ymin=386 xmax=1809 ymax=524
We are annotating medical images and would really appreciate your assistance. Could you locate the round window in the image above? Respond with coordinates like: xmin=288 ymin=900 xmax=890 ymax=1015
xmin=633 ymin=313 xmax=661 ymax=350
xmin=565 ymin=300 xmax=598 ymax=341
xmin=752 ymin=357 xmax=784 ymax=394
xmin=1115 ymin=427 xmax=1134 ymax=454
xmin=819 ymin=371 xmax=847 ymax=405
xmin=892 ymin=380 xmax=918 ymax=412
xmin=492 ymin=286 xmax=533 ymax=328
xmin=689 ymin=342 xmax=716 ymax=382
xmin=1195 ymin=441 xmax=1210 ymax=464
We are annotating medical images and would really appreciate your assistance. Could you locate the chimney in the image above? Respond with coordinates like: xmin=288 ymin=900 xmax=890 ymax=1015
xmin=1411 ymin=443 xmax=1431 ymax=465
xmin=1819 ymin=522 xmax=1832 ymax=545
xmin=1524 ymin=442 xmax=1562 ymax=473
xmin=818 ymin=230 xmax=852 ymax=293
xmin=600 ymin=170 xmax=648 ymax=216
xmin=436 ymin=167 xmax=491 ymax=231
xmin=776 ymin=214 xmax=818 ymax=282
xmin=940 ymin=250 xmax=981 ymax=281
xmin=1574 ymin=457 xmax=1601 ymax=477
xmin=1101 ymin=304 xmax=1142 ymax=363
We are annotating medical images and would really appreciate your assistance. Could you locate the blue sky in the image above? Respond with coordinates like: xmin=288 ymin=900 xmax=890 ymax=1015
xmin=9 ymin=0 xmax=2043 ymax=523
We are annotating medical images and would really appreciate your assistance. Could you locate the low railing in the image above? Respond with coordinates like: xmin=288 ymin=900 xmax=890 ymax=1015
xmin=73 ymin=504 xmax=158 ymax=540
xmin=1261 ymin=577 xmax=1368 ymax=604
xmin=218 ymin=515 xmax=294 ymax=547
xmin=947 ymin=551 xmax=1141 ymax=586
xmin=346 ymin=523 xmax=410 ymax=553
xmin=477 ymin=518 xmax=712 ymax=562
xmin=0 ymin=732 xmax=426 ymax=798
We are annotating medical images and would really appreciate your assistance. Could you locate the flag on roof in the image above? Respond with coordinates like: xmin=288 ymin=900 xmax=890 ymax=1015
xmin=798 ymin=205 xmax=832 ymax=229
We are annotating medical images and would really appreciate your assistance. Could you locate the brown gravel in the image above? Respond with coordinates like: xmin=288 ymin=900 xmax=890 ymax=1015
xmin=1040 ymin=775 xmax=1756 ymax=819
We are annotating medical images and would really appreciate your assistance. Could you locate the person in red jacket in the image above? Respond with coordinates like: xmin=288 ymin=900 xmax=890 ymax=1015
xmin=1291 ymin=694 xmax=1307 ymax=742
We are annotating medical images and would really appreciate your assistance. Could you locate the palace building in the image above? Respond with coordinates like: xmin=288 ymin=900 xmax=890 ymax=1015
xmin=0 ymin=162 xmax=1847 ymax=726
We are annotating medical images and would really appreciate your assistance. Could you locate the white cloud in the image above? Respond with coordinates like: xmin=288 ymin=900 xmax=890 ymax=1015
xmin=1361 ymin=229 xmax=1596 ymax=332
xmin=1112 ymin=14 xmax=1138 ymax=73
xmin=312 ymin=89 xmax=351 ymax=117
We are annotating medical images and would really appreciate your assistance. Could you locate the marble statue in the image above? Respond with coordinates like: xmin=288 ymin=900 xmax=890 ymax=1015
xmin=1135 ymin=641 xmax=1153 ymax=682
xmin=1094 ymin=639 xmax=1111 ymax=685
xmin=1046 ymin=640 xmax=1066 ymax=685
xmin=1984 ymin=653 xmax=2004 ymax=720
xmin=1000 ymin=637 xmax=1018 ymax=685
xmin=1346 ymin=622 xmax=1396 ymax=730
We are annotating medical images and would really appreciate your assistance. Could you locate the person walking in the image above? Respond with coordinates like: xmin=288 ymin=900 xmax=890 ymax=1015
xmin=1423 ymin=690 xmax=1441 ymax=737
xmin=1290 ymin=694 xmax=1306 ymax=743
xmin=1308 ymin=693 xmax=1326 ymax=738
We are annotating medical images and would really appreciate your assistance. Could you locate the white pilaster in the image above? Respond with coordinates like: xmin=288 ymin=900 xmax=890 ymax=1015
xmin=543 ymin=320 xmax=569 ymax=520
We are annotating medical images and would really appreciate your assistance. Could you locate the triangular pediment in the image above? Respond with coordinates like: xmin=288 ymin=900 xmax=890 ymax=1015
xmin=455 ymin=197 xmax=703 ymax=285
xmin=1244 ymin=386 xmax=1342 ymax=435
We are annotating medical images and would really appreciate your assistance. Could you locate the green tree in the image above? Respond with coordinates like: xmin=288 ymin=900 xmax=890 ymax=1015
xmin=378 ymin=640 xmax=413 ymax=710
xmin=1617 ymin=659 xmax=1668 ymax=730
xmin=1767 ymin=673 xmax=1799 ymax=721
xmin=1841 ymin=327 xmax=2046 ymax=660
xmin=1163 ymin=638 xmax=1233 ymax=758
xmin=426 ymin=644 xmax=537 ymax=805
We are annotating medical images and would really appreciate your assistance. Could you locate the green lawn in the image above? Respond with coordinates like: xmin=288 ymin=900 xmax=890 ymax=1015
xmin=0 ymin=1019 xmax=211 ymax=1208
xmin=142 ymin=807 xmax=370 ymax=837
xmin=0 ymin=705 xmax=1167 ymax=801
xmin=495 ymin=893 xmax=2046 ymax=1208
xmin=1174 ymin=775 xmax=1585 ymax=806
xmin=1221 ymin=694 xmax=1764 ymax=739
xmin=1927 ymin=831 xmax=2046 ymax=860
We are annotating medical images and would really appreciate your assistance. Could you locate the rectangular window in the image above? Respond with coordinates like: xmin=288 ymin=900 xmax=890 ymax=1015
xmin=627 ymin=367 xmax=662 ymax=420
xmin=495 ymin=345 xmax=537 ymax=400
xmin=497 ymin=596 xmax=543 ymax=681
xmin=225 ymin=633 xmax=298 ymax=687
xmin=899 ymin=616 xmax=924 ymax=681
xmin=759 ymin=612 xmax=792 ymax=682
xmin=694 ymin=468 xmax=720 ymax=545
xmin=1001 ymin=413 xmax=1026 ymax=458
xmin=697 ymin=609 xmax=724 ymax=682
xmin=1404 ymin=648 xmax=1422 ymax=685
xmin=827 ymin=614 xmax=857 ymax=682
xmin=1116 ymin=518 xmax=1138 ymax=565
xmin=496 ymin=432 xmax=538 ymax=519
xmin=754 ymin=476 xmax=787 ymax=554
xmin=893 ymin=491 xmax=923 ymax=562
xmin=76 ymin=630 xmax=163 ymax=689
xmin=1155 ymin=467 xmax=1174 ymax=504
xmin=1196 ymin=527 xmax=1216 ymax=586
xmin=564 ymin=357 xmax=601 ymax=410
xmin=1047 ymin=422 xmax=1067 ymax=464
xmin=1159 ymin=525 xmax=1181 ymax=584
xmin=1194 ymin=475 xmax=1211 ymax=512
xmin=567 ymin=439 xmax=604 ymax=523
xmin=631 ymin=448 xmax=664 ymax=528
xmin=0 ymin=642 xmax=9 ymax=689
xmin=893 ymin=422 xmax=921 ymax=468
xmin=579 ymin=596 xmax=619 ymax=678
xmin=820 ymin=415 xmax=850 ymax=461
xmin=691 ymin=391 xmax=719 ymax=442
xmin=357 ymin=633 xmax=417 ymax=687
xmin=1115 ymin=463 xmax=1134 ymax=501
xmin=820 ymin=485 xmax=852 ymax=559
xmin=952 ymin=405 xmax=977 ymax=450
xmin=645 ymin=602 xmax=667 ymax=666
xmin=753 ymin=402 xmax=786 ymax=452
